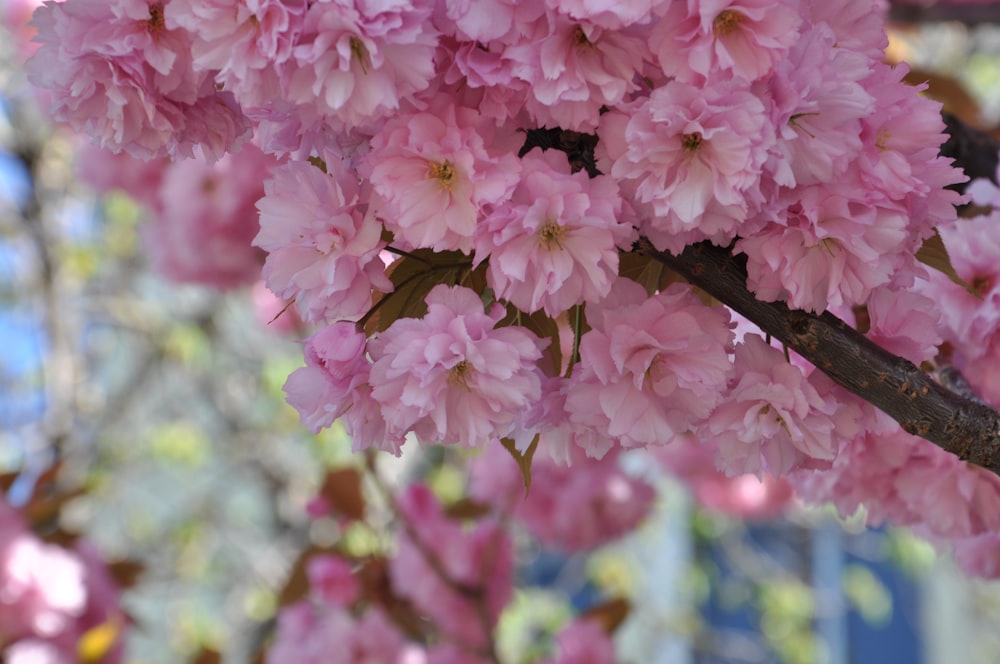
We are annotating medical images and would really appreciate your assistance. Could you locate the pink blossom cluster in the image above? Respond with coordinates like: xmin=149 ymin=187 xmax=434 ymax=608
xmin=27 ymin=0 xmax=1000 ymax=579
xmin=0 ymin=498 xmax=125 ymax=664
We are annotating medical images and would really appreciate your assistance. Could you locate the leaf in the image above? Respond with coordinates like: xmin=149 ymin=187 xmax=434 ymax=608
xmin=318 ymin=467 xmax=366 ymax=521
xmin=444 ymin=497 xmax=492 ymax=521
xmin=619 ymin=251 xmax=664 ymax=295
xmin=917 ymin=232 xmax=979 ymax=298
xmin=500 ymin=435 xmax=539 ymax=494
xmin=107 ymin=559 xmax=145 ymax=589
xmin=581 ymin=597 xmax=631 ymax=634
xmin=189 ymin=648 xmax=222 ymax=664
xmin=365 ymin=250 xmax=468 ymax=334
xmin=77 ymin=617 xmax=122 ymax=663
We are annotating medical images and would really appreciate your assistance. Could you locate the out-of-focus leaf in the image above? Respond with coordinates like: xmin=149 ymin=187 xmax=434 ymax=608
xmin=581 ymin=597 xmax=631 ymax=634
xmin=500 ymin=307 xmax=562 ymax=376
xmin=189 ymin=648 xmax=222 ymax=664
xmin=77 ymin=617 xmax=122 ymax=663
xmin=501 ymin=435 xmax=539 ymax=494
xmin=917 ymin=232 xmax=979 ymax=297
xmin=444 ymin=497 xmax=492 ymax=521
xmin=318 ymin=467 xmax=365 ymax=521
xmin=107 ymin=558 xmax=145 ymax=589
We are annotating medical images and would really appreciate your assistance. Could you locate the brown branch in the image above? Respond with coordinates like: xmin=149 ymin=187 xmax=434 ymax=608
xmin=637 ymin=239 xmax=1000 ymax=477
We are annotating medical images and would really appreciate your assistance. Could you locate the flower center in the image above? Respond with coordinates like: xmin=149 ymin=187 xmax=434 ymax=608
xmin=448 ymin=360 xmax=472 ymax=390
xmin=713 ymin=9 xmax=744 ymax=37
xmin=538 ymin=220 xmax=568 ymax=250
xmin=973 ymin=275 xmax=992 ymax=295
xmin=428 ymin=160 xmax=457 ymax=190
xmin=681 ymin=132 xmax=703 ymax=153
xmin=572 ymin=25 xmax=594 ymax=49
xmin=350 ymin=36 xmax=371 ymax=74
xmin=143 ymin=2 xmax=166 ymax=36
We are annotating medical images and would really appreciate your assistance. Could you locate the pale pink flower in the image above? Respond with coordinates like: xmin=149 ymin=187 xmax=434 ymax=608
xmin=474 ymin=149 xmax=633 ymax=317
xmin=166 ymin=0 xmax=306 ymax=109
xmin=144 ymin=145 xmax=277 ymax=289
xmin=565 ymin=279 xmax=734 ymax=450
xmin=863 ymin=286 xmax=941 ymax=365
xmin=506 ymin=13 xmax=651 ymax=131
xmin=369 ymin=285 xmax=546 ymax=448
xmin=75 ymin=143 xmax=167 ymax=210
xmin=762 ymin=24 xmax=874 ymax=187
xmin=438 ymin=37 xmax=531 ymax=124
xmin=737 ymin=183 xmax=911 ymax=313
xmin=602 ymin=79 xmax=770 ymax=253
xmin=704 ymin=334 xmax=854 ymax=477
xmin=364 ymin=104 xmax=520 ymax=253
xmin=437 ymin=0 xmax=538 ymax=42
xmin=254 ymin=160 xmax=392 ymax=323
xmin=547 ymin=0 xmax=665 ymax=29
xmin=469 ymin=439 xmax=655 ymax=551
xmin=284 ymin=0 xmax=438 ymax=130
xmin=650 ymin=0 xmax=801 ymax=83
xmin=26 ymin=0 xmax=250 ymax=160
xmin=389 ymin=484 xmax=513 ymax=650
xmin=283 ymin=322 xmax=369 ymax=434
xmin=805 ymin=0 xmax=888 ymax=58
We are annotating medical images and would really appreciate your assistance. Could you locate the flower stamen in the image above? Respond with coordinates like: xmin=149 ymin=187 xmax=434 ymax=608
xmin=350 ymin=36 xmax=371 ymax=74
xmin=681 ymin=132 xmax=703 ymax=153
xmin=538 ymin=220 xmax=568 ymax=250
xmin=713 ymin=9 xmax=744 ymax=37
xmin=448 ymin=360 xmax=472 ymax=390
xmin=428 ymin=160 xmax=457 ymax=190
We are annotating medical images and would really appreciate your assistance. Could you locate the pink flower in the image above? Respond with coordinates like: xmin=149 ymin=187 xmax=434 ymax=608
xmin=474 ymin=148 xmax=634 ymax=317
xmin=254 ymin=160 xmax=392 ymax=323
xmin=166 ymin=0 xmax=306 ymax=109
xmin=547 ymin=0 xmax=664 ymax=29
xmin=704 ymin=335 xmax=855 ymax=477
xmin=283 ymin=322 xmax=369 ymax=434
xmin=602 ymin=79 xmax=770 ymax=253
xmin=364 ymin=104 xmax=520 ymax=253
xmin=762 ymin=24 xmax=874 ymax=187
xmin=565 ymin=278 xmax=734 ymax=450
xmin=369 ymin=285 xmax=546 ymax=448
xmin=655 ymin=434 xmax=794 ymax=518
xmin=143 ymin=144 xmax=277 ymax=289
xmin=541 ymin=619 xmax=617 ymax=664
xmin=650 ymin=0 xmax=801 ymax=84
xmin=283 ymin=0 xmax=438 ymax=130
xmin=863 ymin=286 xmax=941 ymax=365
xmin=737 ymin=183 xmax=911 ymax=313
xmin=26 ymin=0 xmax=250 ymax=159
xmin=506 ymin=13 xmax=651 ymax=131
xmin=469 ymin=439 xmax=655 ymax=551
xmin=306 ymin=555 xmax=360 ymax=608
xmin=389 ymin=485 xmax=513 ymax=649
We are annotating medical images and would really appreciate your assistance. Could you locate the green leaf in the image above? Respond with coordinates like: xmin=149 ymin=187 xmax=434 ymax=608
xmin=618 ymin=251 xmax=665 ymax=295
xmin=501 ymin=435 xmax=539 ymax=494
xmin=501 ymin=306 xmax=563 ymax=376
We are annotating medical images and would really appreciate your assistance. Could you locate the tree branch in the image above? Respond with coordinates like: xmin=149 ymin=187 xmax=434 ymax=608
xmin=637 ymin=238 xmax=1000 ymax=477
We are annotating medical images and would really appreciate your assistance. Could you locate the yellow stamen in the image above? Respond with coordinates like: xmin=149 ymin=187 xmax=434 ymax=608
xmin=681 ymin=132 xmax=703 ymax=153
xmin=350 ymin=36 xmax=371 ymax=74
xmin=538 ymin=220 xmax=568 ymax=250
xmin=448 ymin=360 xmax=472 ymax=390
xmin=713 ymin=9 xmax=744 ymax=37
xmin=428 ymin=160 xmax=457 ymax=190
xmin=143 ymin=2 xmax=166 ymax=36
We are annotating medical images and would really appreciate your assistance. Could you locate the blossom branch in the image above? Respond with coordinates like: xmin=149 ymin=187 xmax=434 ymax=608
xmin=637 ymin=238 xmax=1000 ymax=477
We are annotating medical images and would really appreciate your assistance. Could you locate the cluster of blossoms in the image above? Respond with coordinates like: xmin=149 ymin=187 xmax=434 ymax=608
xmin=0 ymin=496 xmax=125 ymax=664
xmin=24 ymin=0 xmax=1000 ymax=655
xmin=268 ymin=480 xmax=622 ymax=663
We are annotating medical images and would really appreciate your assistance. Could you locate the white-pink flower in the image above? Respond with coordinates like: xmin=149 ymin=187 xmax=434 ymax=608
xmin=26 ymin=0 xmax=250 ymax=160
xmin=704 ymin=334 xmax=853 ymax=477
xmin=602 ymin=79 xmax=770 ymax=253
xmin=507 ymin=13 xmax=651 ymax=131
xmin=368 ymin=284 xmax=546 ymax=448
xmin=284 ymin=0 xmax=438 ymax=130
xmin=254 ymin=159 xmax=392 ymax=323
xmin=565 ymin=278 xmax=734 ymax=450
xmin=364 ymin=104 xmax=520 ymax=253
xmin=283 ymin=322 xmax=369 ymax=434
xmin=474 ymin=148 xmax=634 ymax=317
xmin=651 ymin=0 xmax=801 ymax=83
